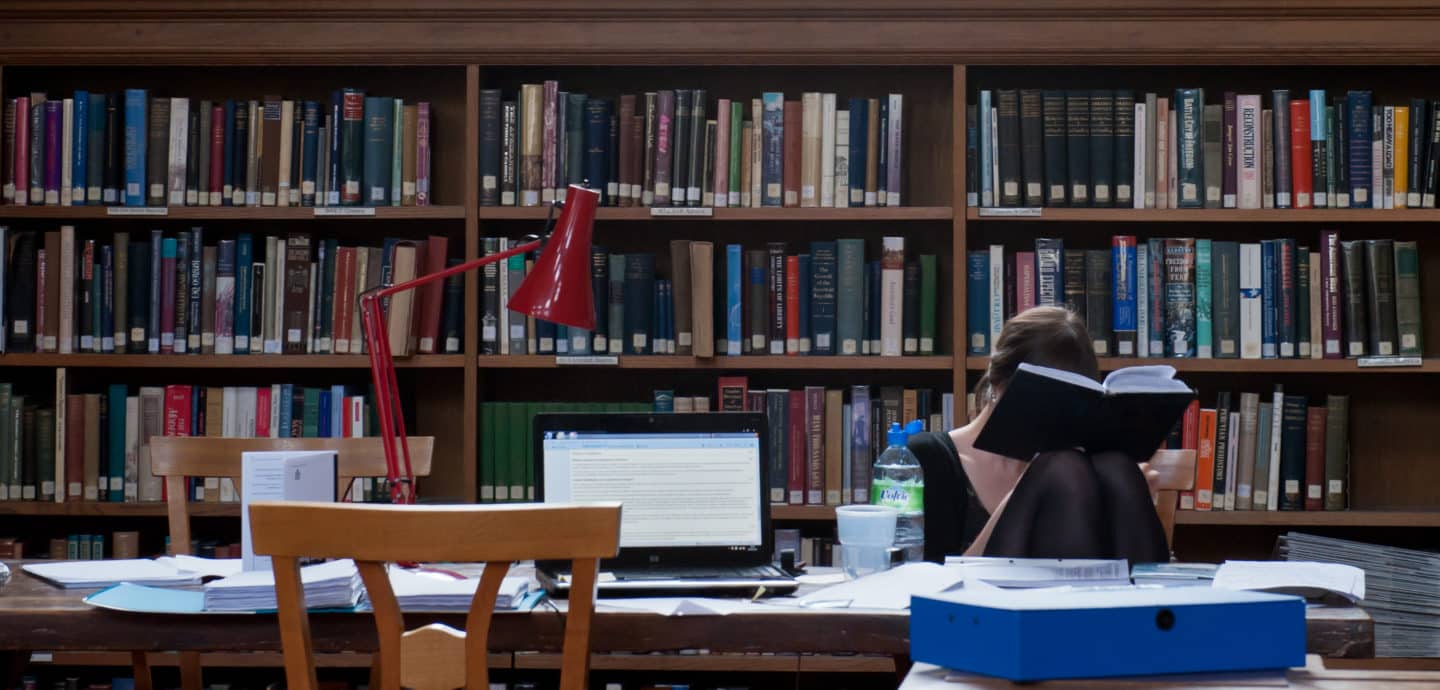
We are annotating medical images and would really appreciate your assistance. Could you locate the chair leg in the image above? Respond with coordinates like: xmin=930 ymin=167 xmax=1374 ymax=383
xmin=131 ymin=651 xmax=153 ymax=690
xmin=179 ymin=651 xmax=203 ymax=690
xmin=369 ymin=654 xmax=383 ymax=690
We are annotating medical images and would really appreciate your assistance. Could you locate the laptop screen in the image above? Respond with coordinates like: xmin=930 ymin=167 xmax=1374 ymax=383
xmin=541 ymin=430 xmax=764 ymax=549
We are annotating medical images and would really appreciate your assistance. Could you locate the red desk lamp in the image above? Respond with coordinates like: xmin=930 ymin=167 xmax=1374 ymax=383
xmin=359 ymin=184 xmax=600 ymax=504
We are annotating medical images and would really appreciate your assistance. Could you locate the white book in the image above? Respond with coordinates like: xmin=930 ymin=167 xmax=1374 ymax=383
xmin=879 ymin=237 xmax=904 ymax=356
xmin=1168 ymin=109 xmax=1178 ymax=209
xmin=1136 ymin=244 xmax=1149 ymax=358
xmin=832 ymin=108 xmax=851 ymax=208
xmin=887 ymin=93 xmax=903 ymax=206
xmin=240 ymin=387 xmax=258 ymax=438
xmin=138 ymin=386 xmax=164 ymax=502
xmin=240 ymin=451 xmax=337 ymax=572
xmin=988 ymin=245 xmax=1004 ymax=353
xmin=1224 ymin=411 xmax=1239 ymax=511
xmin=1266 ymin=389 xmax=1284 ymax=511
xmin=942 ymin=393 xmax=955 ymax=432
xmin=751 ymin=98 xmax=763 ymax=208
xmin=1237 ymin=95 xmax=1262 ymax=209
xmin=60 ymin=99 xmax=73 ymax=206
xmin=278 ymin=100 xmax=294 ymax=207
xmin=820 ymin=93 xmax=837 ymax=208
xmin=1239 ymin=243 xmax=1263 ymax=359
xmin=1383 ymin=106 xmax=1395 ymax=210
xmin=222 ymin=386 xmax=238 ymax=438
xmin=168 ymin=97 xmax=189 ymax=206
xmin=124 ymin=396 xmax=139 ymax=501
xmin=269 ymin=384 xmax=282 ymax=439
xmin=1133 ymin=102 xmax=1147 ymax=209
xmin=58 ymin=226 xmax=75 ymax=353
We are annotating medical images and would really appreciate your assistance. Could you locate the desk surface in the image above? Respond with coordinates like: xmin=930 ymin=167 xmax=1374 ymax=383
xmin=901 ymin=660 xmax=1440 ymax=689
xmin=0 ymin=563 xmax=1373 ymax=659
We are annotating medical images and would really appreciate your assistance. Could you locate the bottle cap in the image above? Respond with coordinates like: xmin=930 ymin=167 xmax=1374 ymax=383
xmin=887 ymin=422 xmax=907 ymax=447
xmin=904 ymin=419 xmax=925 ymax=437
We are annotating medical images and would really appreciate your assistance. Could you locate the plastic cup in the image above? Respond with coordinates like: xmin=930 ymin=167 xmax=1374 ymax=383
xmin=835 ymin=505 xmax=899 ymax=547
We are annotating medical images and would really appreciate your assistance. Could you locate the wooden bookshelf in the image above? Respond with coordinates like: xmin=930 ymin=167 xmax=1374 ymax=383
xmin=1175 ymin=510 xmax=1440 ymax=528
xmin=0 ymin=354 xmax=465 ymax=369
xmin=480 ymin=355 xmax=954 ymax=371
xmin=771 ymin=504 xmax=837 ymax=521
xmin=480 ymin=206 xmax=953 ymax=221
xmin=0 ymin=502 xmax=238 ymax=517
xmin=968 ymin=208 xmax=1440 ymax=223
xmin=0 ymin=206 xmax=466 ymax=220
xmin=965 ymin=356 xmax=1440 ymax=374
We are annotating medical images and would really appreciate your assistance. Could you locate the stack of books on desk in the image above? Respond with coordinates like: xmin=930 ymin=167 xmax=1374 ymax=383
xmin=203 ymin=559 xmax=362 ymax=612
xmin=1281 ymin=531 xmax=1440 ymax=657
xmin=387 ymin=565 xmax=531 ymax=612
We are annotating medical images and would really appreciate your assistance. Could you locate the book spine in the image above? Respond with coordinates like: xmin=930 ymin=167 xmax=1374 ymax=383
xmin=123 ymin=90 xmax=145 ymax=206
xmin=811 ymin=242 xmax=838 ymax=355
xmin=1034 ymin=238 xmax=1064 ymax=308
xmin=966 ymin=252 xmax=989 ymax=354
xmin=1289 ymin=98 xmax=1313 ymax=209
xmin=787 ymin=390 xmax=805 ymax=504
xmin=1203 ymin=104 xmax=1222 ymax=208
xmin=1383 ymin=106 xmax=1395 ymax=209
xmin=1279 ymin=394 xmax=1308 ymax=510
xmin=886 ymin=94 xmax=902 ymax=206
xmin=1114 ymin=90 xmax=1135 ymax=207
xmin=1340 ymin=240 xmax=1368 ymax=357
xmin=1211 ymin=393 xmax=1231 ymax=511
xmin=501 ymin=100 xmax=517 ymax=206
xmin=1278 ymin=239 xmax=1298 ymax=358
xmin=1347 ymin=91 xmax=1372 ymax=208
xmin=301 ymin=101 xmax=319 ymax=207
xmin=1271 ymin=90 xmax=1292 ymax=208
xmin=879 ymin=237 xmax=905 ymax=356
xmin=1174 ymin=88 xmax=1203 ymax=208
xmin=480 ymin=89 xmax=501 ymax=206
xmin=1323 ymin=395 xmax=1349 ymax=510
xmin=1019 ymin=89 xmax=1044 ymax=207
xmin=997 ymin=90 xmax=1021 ymax=206
xmin=654 ymin=90 xmax=675 ymax=206
xmin=726 ymin=244 xmax=743 ymax=355
xmin=783 ymin=100 xmax=801 ymax=207
xmin=1304 ymin=405 xmax=1327 ymax=511
xmin=1065 ymin=91 xmax=1090 ymax=206
xmin=1334 ymin=97 xmax=1350 ymax=208
xmin=1155 ymin=98 xmax=1168 ymax=209
xmin=1041 ymin=91 xmax=1067 ymax=207
xmin=805 ymin=387 xmax=824 ymax=504
xmin=1163 ymin=238 xmax=1196 ymax=357
xmin=800 ymin=93 xmax=819 ymax=207
xmin=1195 ymin=239 xmax=1212 ymax=358
xmin=1223 ymin=92 xmax=1238 ymax=207
xmin=1260 ymin=240 xmax=1278 ymax=358
xmin=1085 ymin=249 xmax=1111 ymax=356
xmin=1136 ymin=244 xmax=1148 ymax=357
xmin=1133 ymin=100 xmax=1147 ymax=208
xmin=768 ymin=243 xmax=787 ymax=354
xmin=1297 ymin=248 xmax=1311 ymax=358
xmin=1394 ymin=240 xmax=1424 ymax=356
xmin=1364 ymin=239 xmax=1398 ymax=356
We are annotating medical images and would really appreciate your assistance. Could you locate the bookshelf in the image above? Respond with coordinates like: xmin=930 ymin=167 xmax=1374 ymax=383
xmin=2 ymin=3 xmax=1440 ymax=569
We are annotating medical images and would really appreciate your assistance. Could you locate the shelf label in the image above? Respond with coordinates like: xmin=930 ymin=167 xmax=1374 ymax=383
xmin=315 ymin=207 xmax=377 ymax=216
xmin=106 ymin=206 xmax=168 ymax=216
xmin=1357 ymin=356 xmax=1423 ymax=368
xmin=556 ymin=355 xmax=619 ymax=366
xmin=650 ymin=207 xmax=713 ymax=217
xmin=977 ymin=207 xmax=1042 ymax=217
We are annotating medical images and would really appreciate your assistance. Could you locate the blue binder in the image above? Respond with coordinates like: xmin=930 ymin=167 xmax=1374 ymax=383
xmin=911 ymin=587 xmax=1305 ymax=682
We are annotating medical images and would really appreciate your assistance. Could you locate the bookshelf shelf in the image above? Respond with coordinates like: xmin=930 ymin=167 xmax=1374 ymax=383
xmin=967 ymin=208 xmax=1440 ymax=223
xmin=0 ymin=206 xmax=467 ymax=220
xmin=0 ymin=502 xmax=237 ymax=517
xmin=479 ymin=206 xmax=953 ymax=222
xmin=480 ymin=355 xmax=954 ymax=371
xmin=1175 ymin=510 xmax=1440 ymax=527
xmin=0 ymin=354 xmax=465 ymax=369
xmin=771 ymin=504 xmax=836 ymax=520
xmin=964 ymin=356 xmax=1440 ymax=374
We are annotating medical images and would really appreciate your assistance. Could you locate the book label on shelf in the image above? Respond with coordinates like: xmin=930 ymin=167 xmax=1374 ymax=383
xmin=1356 ymin=356 xmax=1423 ymax=368
xmin=556 ymin=355 xmax=620 ymax=366
xmin=977 ymin=207 xmax=1042 ymax=217
xmin=650 ymin=206 xmax=714 ymax=217
xmin=314 ymin=207 xmax=376 ymax=216
xmin=106 ymin=207 xmax=168 ymax=216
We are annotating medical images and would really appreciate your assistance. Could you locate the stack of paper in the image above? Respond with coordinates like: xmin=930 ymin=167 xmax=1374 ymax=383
xmin=203 ymin=559 xmax=363 ymax=612
xmin=796 ymin=562 xmax=967 ymax=610
xmin=387 ymin=566 xmax=531 ymax=612
xmin=944 ymin=557 xmax=1131 ymax=588
xmin=24 ymin=560 xmax=202 ymax=589
xmin=1131 ymin=563 xmax=1219 ymax=587
xmin=1281 ymin=532 xmax=1440 ymax=657
xmin=1213 ymin=560 xmax=1365 ymax=604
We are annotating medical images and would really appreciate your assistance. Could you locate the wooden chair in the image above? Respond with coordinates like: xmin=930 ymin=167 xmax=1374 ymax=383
xmin=132 ymin=436 xmax=435 ymax=690
xmin=1150 ymin=448 xmax=1198 ymax=552
xmin=249 ymin=501 xmax=622 ymax=690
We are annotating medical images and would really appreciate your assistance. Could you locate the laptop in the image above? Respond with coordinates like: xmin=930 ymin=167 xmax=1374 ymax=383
xmin=533 ymin=412 xmax=797 ymax=596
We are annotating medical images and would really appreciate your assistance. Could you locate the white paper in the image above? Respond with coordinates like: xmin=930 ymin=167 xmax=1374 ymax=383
xmin=156 ymin=555 xmax=244 ymax=579
xmin=943 ymin=557 xmax=1132 ymax=589
xmin=240 ymin=450 xmax=337 ymax=571
xmin=1212 ymin=561 xmax=1365 ymax=603
xmin=795 ymin=562 xmax=966 ymax=610
xmin=387 ymin=565 xmax=531 ymax=612
xmin=24 ymin=559 xmax=200 ymax=589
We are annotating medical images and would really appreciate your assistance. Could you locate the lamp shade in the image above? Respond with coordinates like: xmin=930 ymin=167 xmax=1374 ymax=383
xmin=507 ymin=184 xmax=599 ymax=330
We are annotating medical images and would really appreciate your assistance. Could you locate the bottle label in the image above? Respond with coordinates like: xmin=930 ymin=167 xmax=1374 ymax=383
xmin=870 ymin=479 xmax=924 ymax=514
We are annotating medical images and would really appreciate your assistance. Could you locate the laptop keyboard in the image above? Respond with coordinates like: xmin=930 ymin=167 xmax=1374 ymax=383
xmin=613 ymin=564 xmax=789 ymax=581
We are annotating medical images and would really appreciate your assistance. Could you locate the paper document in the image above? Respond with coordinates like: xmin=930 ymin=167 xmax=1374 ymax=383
xmin=388 ymin=565 xmax=532 ymax=612
xmin=24 ymin=559 xmax=200 ymax=589
xmin=204 ymin=558 xmax=362 ymax=612
xmin=796 ymin=562 xmax=966 ymax=610
xmin=240 ymin=450 xmax=337 ymax=572
xmin=945 ymin=557 xmax=1131 ymax=588
xmin=156 ymin=556 xmax=244 ymax=579
xmin=85 ymin=583 xmax=208 ymax=614
xmin=1212 ymin=560 xmax=1365 ymax=603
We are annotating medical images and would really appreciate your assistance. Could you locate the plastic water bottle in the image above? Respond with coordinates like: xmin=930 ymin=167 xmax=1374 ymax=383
xmin=870 ymin=420 xmax=925 ymax=562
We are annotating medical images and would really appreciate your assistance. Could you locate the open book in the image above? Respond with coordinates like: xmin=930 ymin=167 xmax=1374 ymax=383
xmin=973 ymin=363 xmax=1195 ymax=462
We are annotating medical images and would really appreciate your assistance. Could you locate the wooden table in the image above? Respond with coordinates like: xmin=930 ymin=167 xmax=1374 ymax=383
xmin=901 ymin=659 xmax=1440 ymax=689
xmin=0 ymin=563 xmax=1374 ymax=667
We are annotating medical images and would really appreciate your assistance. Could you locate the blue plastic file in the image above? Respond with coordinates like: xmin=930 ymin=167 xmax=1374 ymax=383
xmin=910 ymin=586 xmax=1306 ymax=682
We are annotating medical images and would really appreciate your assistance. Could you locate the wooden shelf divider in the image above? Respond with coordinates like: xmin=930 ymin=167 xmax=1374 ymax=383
xmin=0 ymin=206 xmax=466 ymax=220
xmin=0 ymin=354 xmax=465 ymax=369
xmin=481 ymin=355 xmax=954 ymax=371
xmin=1175 ymin=510 xmax=1440 ymax=527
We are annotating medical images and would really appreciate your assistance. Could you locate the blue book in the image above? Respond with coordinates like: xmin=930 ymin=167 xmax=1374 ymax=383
xmin=725 ymin=244 xmax=743 ymax=355
xmin=301 ymin=101 xmax=320 ymax=206
xmin=584 ymin=98 xmax=611 ymax=205
xmin=623 ymin=254 xmax=656 ymax=354
xmin=1346 ymin=90 xmax=1372 ymax=208
xmin=329 ymin=385 xmax=346 ymax=437
xmin=317 ymin=392 xmax=331 ymax=438
xmin=86 ymin=93 xmax=106 ymax=204
xmin=847 ymin=97 xmax=868 ymax=207
xmin=797 ymin=254 xmax=812 ymax=354
xmin=761 ymin=92 xmax=784 ymax=207
xmin=234 ymin=234 xmax=252 ymax=353
xmin=1309 ymin=90 xmax=1328 ymax=207
xmin=278 ymin=384 xmax=294 ymax=438
xmin=72 ymin=90 xmax=88 ymax=205
xmin=123 ymin=89 xmax=147 ymax=206
xmin=1261 ymin=239 xmax=1278 ymax=358
xmin=1174 ymin=88 xmax=1204 ymax=208
xmin=1196 ymin=239 xmax=1213 ymax=358
xmin=107 ymin=384 xmax=126 ymax=501
xmin=1034 ymin=238 xmax=1064 ymax=307
xmin=221 ymin=100 xmax=235 ymax=205
xmin=1111 ymin=237 xmax=1137 ymax=356
xmin=966 ymin=251 xmax=990 ymax=355
xmin=980 ymin=90 xmax=993 ymax=206
xmin=362 ymin=96 xmax=394 ymax=206
xmin=328 ymin=92 xmax=342 ymax=206
xmin=809 ymin=242 xmax=838 ymax=355
xmin=653 ymin=390 xmax=675 ymax=413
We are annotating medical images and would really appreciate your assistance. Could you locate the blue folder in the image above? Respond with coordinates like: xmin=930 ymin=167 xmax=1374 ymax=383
xmin=910 ymin=586 xmax=1305 ymax=682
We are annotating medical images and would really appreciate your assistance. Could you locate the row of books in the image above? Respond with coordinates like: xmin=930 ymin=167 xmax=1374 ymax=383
xmin=1 ymin=90 xmax=434 ymax=208
xmin=774 ymin=529 xmax=836 ymax=568
xmin=0 ymin=377 xmax=381 ymax=505
xmin=966 ymin=234 xmax=1423 ymax=359
xmin=480 ymin=84 xmax=905 ymax=208
xmin=479 ymin=401 xmax=653 ymax=502
xmin=969 ymin=88 xmax=1439 ymax=210
xmin=1171 ymin=390 xmax=1350 ymax=512
xmin=482 ymin=237 xmax=940 ymax=357
xmin=0 ymin=228 xmax=463 ymax=356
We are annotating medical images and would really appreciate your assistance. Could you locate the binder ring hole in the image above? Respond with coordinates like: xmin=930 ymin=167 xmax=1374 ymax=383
xmin=1155 ymin=609 xmax=1175 ymax=631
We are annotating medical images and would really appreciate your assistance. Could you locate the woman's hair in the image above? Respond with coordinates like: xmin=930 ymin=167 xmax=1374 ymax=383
xmin=973 ymin=306 xmax=1099 ymax=411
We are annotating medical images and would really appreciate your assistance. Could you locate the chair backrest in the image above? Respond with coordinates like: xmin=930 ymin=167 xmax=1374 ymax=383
xmin=148 ymin=436 xmax=434 ymax=555
xmin=1149 ymin=449 xmax=1197 ymax=550
xmin=249 ymin=501 xmax=622 ymax=690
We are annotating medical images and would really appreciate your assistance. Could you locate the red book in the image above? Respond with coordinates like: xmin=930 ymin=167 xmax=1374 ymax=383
xmin=1192 ymin=408 xmax=1218 ymax=511
xmin=416 ymin=235 xmax=448 ymax=354
xmin=785 ymin=255 xmax=800 ymax=354
xmin=65 ymin=395 xmax=84 ymax=501
xmin=782 ymin=100 xmax=801 ymax=207
xmin=256 ymin=386 xmax=272 ymax=438
xmin=13 ymin=96 xmax=28 ymax=205
xmin=787 ymin=389 xmax=805 ymax=505
xmin=1015 ymin=251 xmax=1037 ymax=313
xmin=332 ymin=247 xmax=356 ymax=354
xmin=163 ymin=385 xmax=192 ymax=438
xmin=1289 ymin=99 xmax=1313 ymax=209
xmin=1304 ymin=405 xmax=1327 ymax=511
xmin=210 ymin=104 xmax=224 ymax=205
xmin=717 ymin=376 xmax=748 ymax=411
xmin=805 ymin=386 xmax=825 ymax=505
xmin=1177 ymin=399 xmax=1201 ymax=510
